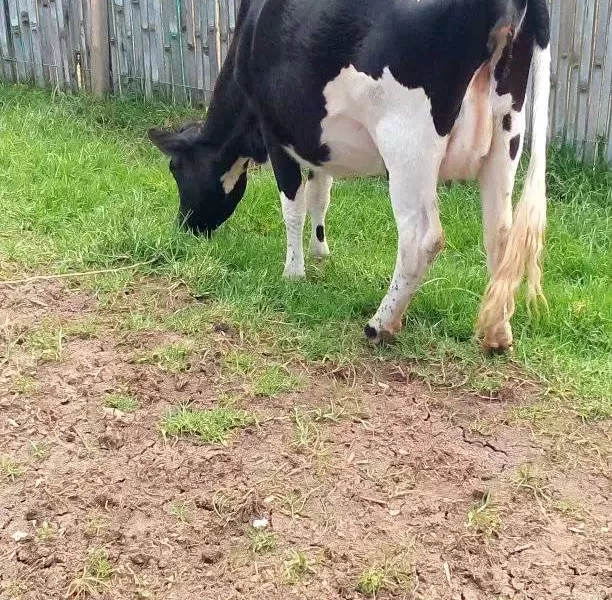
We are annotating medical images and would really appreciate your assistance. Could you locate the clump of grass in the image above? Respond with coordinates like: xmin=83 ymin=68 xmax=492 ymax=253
xmin=36 ymin=521 xmax=55 ymax=542
xmin=28 ymin=440 xmax=49 ymax=461
xmin=12 ymin=375 xmax=38 ymax=395
xmin=282 ymin=551 xmax=314 ymax=584
xmin=25 ymin=327 xmax=64 ymax=362
xmin=355 ymin=561 xmax=412 ymax=597
xmin=254 ymin=365 xmax=302 ymax=397
xmin=249 ymin=530 xmax=277 ymax=554
xmin=137 ymin=342 xmax=194 ymax=373
xmin=161 ymin=405 xmax=254 ymax=444
xmin=466 ymin=491 xmax=500 ymax=538
xmin=168 ymin=500 xmax=193 ymax=523
xmin=67 ymin=548 xmax=114 ymax=598
xmin=0 ymin=456 xmax=25 ymax=482
xmin=104 ymin=392 xmax=139 ymax=413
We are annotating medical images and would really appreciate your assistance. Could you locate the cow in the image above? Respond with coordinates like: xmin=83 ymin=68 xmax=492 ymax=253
xmin=149 ymin=0 xmax=551 ymax=353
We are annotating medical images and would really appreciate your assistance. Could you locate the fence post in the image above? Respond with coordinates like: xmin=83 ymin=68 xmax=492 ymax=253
xmin=91 ymin=0 xmax=110 ymax=96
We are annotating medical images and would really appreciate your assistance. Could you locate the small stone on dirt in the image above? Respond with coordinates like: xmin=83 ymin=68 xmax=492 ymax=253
xmin=252 ymin=517 xmax=269 ymax=529
xmin=11 ymin=531 xmax=29 ymax=542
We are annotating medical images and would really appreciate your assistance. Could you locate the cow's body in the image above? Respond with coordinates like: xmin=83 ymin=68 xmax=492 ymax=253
xmin=149 ymin=0 xmax=551 ymax=352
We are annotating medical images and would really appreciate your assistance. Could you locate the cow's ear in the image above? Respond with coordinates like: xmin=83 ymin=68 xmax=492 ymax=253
xmin=148 ymin=128 xmax=192 ymax=157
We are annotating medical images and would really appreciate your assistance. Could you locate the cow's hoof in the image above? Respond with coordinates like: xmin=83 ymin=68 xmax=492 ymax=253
xmin=282 ymin=268 xmax=306 ymax=279
xmin=481 ymin=323 xmax=513 ymax=355
xmin=309 ymin=239 xmax=330 ymax=258
xmin=482 ymin=339 xmax=513 ymax=355
xmin=364 ymin=324 xmax=394 ymax=345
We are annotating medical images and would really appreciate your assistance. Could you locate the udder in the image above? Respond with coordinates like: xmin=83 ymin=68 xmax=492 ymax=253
xmin=439 ymin=63 xmax=494 ymax=182
xmin=320 ymin=115 xmax=386 ymax=178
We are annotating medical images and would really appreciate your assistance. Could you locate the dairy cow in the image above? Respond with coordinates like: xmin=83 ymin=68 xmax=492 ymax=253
xmin=149 ymin=0 xmax=551 ymax=352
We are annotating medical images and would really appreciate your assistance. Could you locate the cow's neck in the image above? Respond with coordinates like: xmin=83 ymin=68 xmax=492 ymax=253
xmin=200 ymin=55 xmax=265 ymax=174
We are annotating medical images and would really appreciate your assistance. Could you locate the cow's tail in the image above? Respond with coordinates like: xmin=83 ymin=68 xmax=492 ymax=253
xmin=477 ymin=42 xmax=551 ymax=343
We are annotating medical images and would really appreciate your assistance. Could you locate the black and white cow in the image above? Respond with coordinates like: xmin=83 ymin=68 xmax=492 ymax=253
xmin=149 ymin=0 xmax=551 ymax=353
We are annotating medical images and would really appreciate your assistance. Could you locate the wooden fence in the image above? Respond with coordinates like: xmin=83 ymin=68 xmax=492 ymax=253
xmin=1 ymin=0 xmax=611 ymax=163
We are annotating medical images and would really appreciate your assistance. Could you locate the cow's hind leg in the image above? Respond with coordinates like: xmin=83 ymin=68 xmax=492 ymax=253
xmin=477 ymin=104 xmax=526 ymax=352
xmin=266 ymin=143 xmax=307 ymax=278
xmin=365 ymin=114 xmax=446 ymax=343
xmin=306 ymin=171 xmax=333 ymax=257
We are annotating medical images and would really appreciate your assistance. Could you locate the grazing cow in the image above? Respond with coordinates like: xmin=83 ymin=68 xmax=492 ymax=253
xmin=149 ymin=0 xmax=551 ymax=353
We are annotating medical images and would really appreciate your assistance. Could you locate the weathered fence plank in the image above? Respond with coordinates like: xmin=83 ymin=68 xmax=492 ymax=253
xmin=0 ymin=0 xmax=610 ymax=163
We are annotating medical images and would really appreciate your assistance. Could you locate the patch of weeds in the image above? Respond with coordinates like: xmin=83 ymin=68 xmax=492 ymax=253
xmin=161 ymin=405 xmax=254 ymax=444
xmin=25 ymin=326 xmax=64 ymax=362
xmin=36 ymin=521 xmax=55 ymax=543
xmin=104 ymin=392 xmax=139 ymax=413
xmin=64 ymin=320 xmax=99 ymax=340
xmin=282 ymin=550 xmax=314 ymax=584
xmin=466 ymin=491 xmax=500 ymax=538
xmin=355 ymin=559 xmax=412 ymax=597
xmin=225 ymin=350 xmax=258 ymax=376
xmin=310 ymin=398 xmax=359 ymax=423
xmin=575 ymin=396 xmax=612 ymax=421
xmin=168 ymin=500 xmax=193 ymax=523
xmin=249 ymin=530 xmax=277 ymax=554
xmin=123 ymin=312 xmax=159 ymax=332
xmin=28 ymin=440 xmax=49 ymax=461
xmin=137 ymin=342 xmax=194 ymax=372
xmin=254 ymin=365 xmax=302 ymax=397
xmin=12 ymin=375 xmax=38 ymax=395
xmin=67 ymin=548 xmax=114 ymax=598
xmin=292 ymin=409 xmax=320 ymax=450
xmin=0 ymin=456 xmax=25 ymax=482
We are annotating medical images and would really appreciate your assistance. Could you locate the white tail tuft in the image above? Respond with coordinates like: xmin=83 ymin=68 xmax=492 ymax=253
xmin=477 ymin=43 xmax=551 ymax=340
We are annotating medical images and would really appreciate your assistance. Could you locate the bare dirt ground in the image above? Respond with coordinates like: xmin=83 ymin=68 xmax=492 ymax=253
xmin=1 ymin=279 xmax=610 ymax=600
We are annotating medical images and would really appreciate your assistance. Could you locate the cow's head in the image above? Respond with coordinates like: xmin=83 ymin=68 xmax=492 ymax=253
xmin=148 ymin=123 xmax=249 ymax=236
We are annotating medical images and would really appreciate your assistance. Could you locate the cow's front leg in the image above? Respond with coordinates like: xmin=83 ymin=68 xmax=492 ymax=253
xmin=365 ymin=114 xmax=446 ymax=343
xmin=267 ymin=142 xmax=307 ymax=278
xmin=306 ymin=170 xmax=333 ymax=257
xmin=281 ymin=186 xmax=307 ymax=278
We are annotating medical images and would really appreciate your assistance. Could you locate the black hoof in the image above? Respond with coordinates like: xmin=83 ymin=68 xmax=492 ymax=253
xmin=364 ymin=324 xmax=378 ymax=341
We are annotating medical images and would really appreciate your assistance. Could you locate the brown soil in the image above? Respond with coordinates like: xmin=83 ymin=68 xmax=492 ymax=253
xmin=1 ymin=279 xmax=610 ymax=600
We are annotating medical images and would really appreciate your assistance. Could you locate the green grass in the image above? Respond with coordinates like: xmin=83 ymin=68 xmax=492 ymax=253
xmin=104 ymin=393 xmax=139 ymax=413
xmin=136 ymin=342 xmax=194 ymax=372
xmin=160 ymin=405 xmax=254 ymax=444
xmin=1 ymin=84 xmax=610 ymax=413
xmin=1 ymin=456 xmax=25 ymax=482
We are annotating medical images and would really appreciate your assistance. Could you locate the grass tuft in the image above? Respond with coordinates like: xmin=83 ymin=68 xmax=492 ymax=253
xmin=161 ymin=405 xmax=254 ymax=444
xmin=466 ymin=490 xmax=500 ymax=538
xmin=104 ymin=393 xmax=139 ymax=413
xmin=67 ymin=548 xmax=114 ymax=598
xmin=282 ymin=550 xmax=314 ymax=584
xmin=0 ymin=456 xmax=25 ymax=482
xmin=355 ymin=561 xmax=412 ymax=597
xmin=248 ymin=530 xmax=278 ymax=554
xmin=137 ymin=342 xmax=194 ymax=372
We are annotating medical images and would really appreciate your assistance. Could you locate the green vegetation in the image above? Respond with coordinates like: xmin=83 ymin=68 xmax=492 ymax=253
xmin=1 ymin=84 xmax=610 ymax=415
xmin=160 ymin=406 xmax=254 ymax=444
xmin=104 ymin=393 xmax=139 ymax=413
